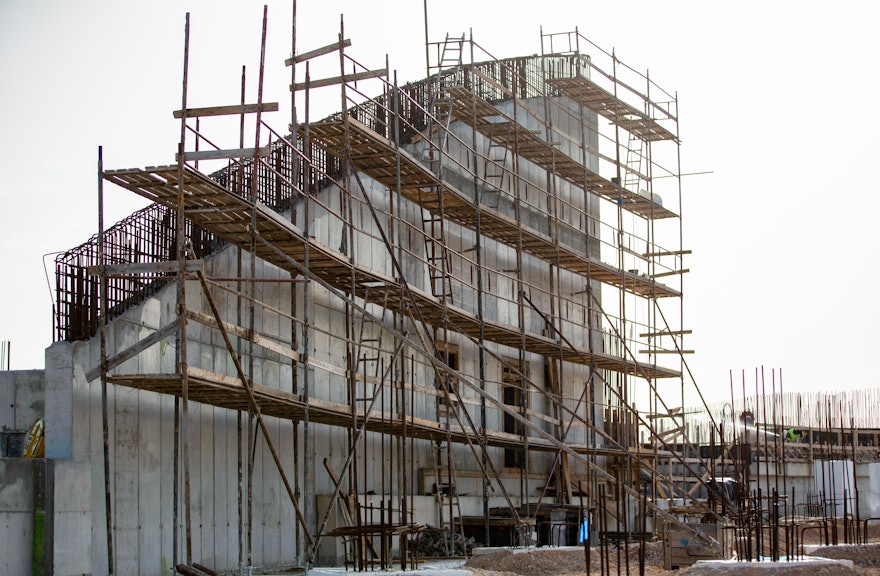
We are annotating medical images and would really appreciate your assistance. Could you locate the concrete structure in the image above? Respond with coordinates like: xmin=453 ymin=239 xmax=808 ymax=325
xmin=4 ymin=14 xmax=878 ymax=572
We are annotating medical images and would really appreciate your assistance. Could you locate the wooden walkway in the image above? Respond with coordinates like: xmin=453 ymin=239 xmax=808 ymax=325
xmin=306 ymin=117 xmax=679 ymax=298
xmin=104 ymin=164 xmax=679 ymax=380
xmin=107 ymin=367 xmax=635 ymax=456
xmin=444 ymin=86 xmax=677 ymax=220
xmin=544 ymin=75 xmax=677 ymax=143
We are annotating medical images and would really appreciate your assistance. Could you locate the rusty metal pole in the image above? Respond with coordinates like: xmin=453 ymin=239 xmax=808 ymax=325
xmin=176 ymin=12 xmax=193 ymax=565
xmin=237 ymin=63 xmax=247 ymax=574
xmin=302 ymin=58 xmax=314 ymax=568
xmin=97 ymin=145 xmax=115 ymax=574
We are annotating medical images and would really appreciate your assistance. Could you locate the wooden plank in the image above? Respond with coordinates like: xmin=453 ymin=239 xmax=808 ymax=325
xmin=291 ymin=68 xmax=387 ymax=91
xmin=643 ymin=249 xmax=692 ymax=257
xmin=84 ymin=321 xmax=179 ymax=382
xmin=653 ymin=426 xmax=684 ymax=440
xmin=184 ymin=308 xmax=300 ymax=363
xmin=651 ymin=268 xmax=689 ymax=279
xmin=86 ymin=260 xmax=203 ymax=276
xmin=638 ymin=349 xmax=694 ymax=354
xmin=285 ymin=39 xmax=351 ymax=65
xmin=639 ymin=329 xmax=692 ymax=338
xmin=178 ymin=147 xmax=269 ymax=162
xmin=471 ymin=68 xmax=514 ymax=99
xmin=172 ymin=102 xmax=279 ymax=119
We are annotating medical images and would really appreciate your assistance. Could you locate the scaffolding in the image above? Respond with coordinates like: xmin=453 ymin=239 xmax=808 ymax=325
xmin=51 ymin=8 xmax=732 ymax=574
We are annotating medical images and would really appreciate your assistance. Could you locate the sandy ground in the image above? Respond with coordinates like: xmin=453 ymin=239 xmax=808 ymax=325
xmin=465 ymin=543 xmax=667 ymax=576
xmin=462 ymin=540 xmax=880 ymax=576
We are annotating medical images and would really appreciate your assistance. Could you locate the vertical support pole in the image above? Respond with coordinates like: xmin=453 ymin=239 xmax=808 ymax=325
xmin=176 ymin=11 xmax=193 ymax=565
xmin=289 ymin=0 xmax=303 ymax=562
xmin=237 ymin=64 xmax=247 ymax=573
xmin=302 ymin=58 xmax=314 ymax=567
xmin=248 ymin=7 xmax=269 ymax=570
xmin=98 ymin=145 xmax=115 ymax=575
xmin=391 ymin=69 xmax=407 ymax=563
xmin=334 ymin=15 xmax=364 ymax=564
xmin=463 ymin=35 xmax=491 ymax=547
xmin=422 ymin=0 xmax=430 ymax=80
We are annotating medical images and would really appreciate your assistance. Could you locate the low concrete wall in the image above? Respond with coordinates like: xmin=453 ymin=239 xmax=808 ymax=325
xmin=0 ymin=459 xmax=37 ymax=575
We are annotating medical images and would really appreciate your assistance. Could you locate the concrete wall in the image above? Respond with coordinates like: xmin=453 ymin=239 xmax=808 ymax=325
xmin=0 ymin=370 xmax=45 ymax=457
xmin=0 ymin=459 xmax=36 ymax=575
xmin=0 ymin=370 xmax=45 ymax=431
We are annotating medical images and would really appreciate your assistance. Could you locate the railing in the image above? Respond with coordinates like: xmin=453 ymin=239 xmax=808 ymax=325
xmin=53 ymin=140 xmax=342 ymax=342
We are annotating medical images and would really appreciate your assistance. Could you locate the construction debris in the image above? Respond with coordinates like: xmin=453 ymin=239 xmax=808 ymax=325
xmin=417 ymin=526 xmax=476 ymax=558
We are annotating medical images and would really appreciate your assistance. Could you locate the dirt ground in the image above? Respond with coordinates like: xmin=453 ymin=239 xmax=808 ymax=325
xmin=463 ymin=540 xmax=880 ymax=576
xmin=798 ymin=518 xmax=880 ymax=546
xmin=465 ymin=542 xmax=667 ymax=576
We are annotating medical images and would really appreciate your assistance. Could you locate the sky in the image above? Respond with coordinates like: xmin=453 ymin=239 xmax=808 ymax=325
xmin=1 ymin=1 xmax=878 ymax=405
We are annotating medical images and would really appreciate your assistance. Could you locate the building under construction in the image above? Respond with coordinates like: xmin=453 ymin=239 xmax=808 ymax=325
xmin=2 ymin=8 xmax=880 ymax=576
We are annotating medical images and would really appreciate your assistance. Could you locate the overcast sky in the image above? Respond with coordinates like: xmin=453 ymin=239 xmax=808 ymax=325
xmin=1 ymin=1 xmax=878 ymax=404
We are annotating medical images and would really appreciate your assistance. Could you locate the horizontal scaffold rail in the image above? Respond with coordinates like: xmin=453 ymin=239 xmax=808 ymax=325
xmin=305 ymin=117 xmax=679 ymax=298
xmin=106 ymin=367 xmax=634 ymax=456
xmin=442 ymin=86 xmax=677 ymax=220
xmin=104 ymin=164 xmax=679 ymax=379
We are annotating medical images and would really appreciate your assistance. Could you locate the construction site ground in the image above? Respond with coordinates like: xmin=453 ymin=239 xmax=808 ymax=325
xmin=462 ymin=543 xmax=880 ymax=576
xmin=301 ymin=540 xmax=880 ymax=576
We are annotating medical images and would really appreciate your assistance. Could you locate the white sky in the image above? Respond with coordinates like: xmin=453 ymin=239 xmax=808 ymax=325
xmin=1 ymin=1 xmax=878 ymax=405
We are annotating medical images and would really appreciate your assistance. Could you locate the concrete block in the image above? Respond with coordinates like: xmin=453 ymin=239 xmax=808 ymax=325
xmin=200 ymin=346 xmax=214 ymax=373
xmin=262 ymin=360 xmax=280 ymax=391
xmin=0 ymin=511 xmax=32 ymax=575
xmin=0 ymin=459 xmax=34 ymax=512
xmin=44 ymin=341 xmax=74 ymax=459
xmin=113 ymin=527 xmax=139 ymax=576
xmin=0 ymin=374 xmax=13 ymax=431
xmin=52 ymin=460 xmax=90 ymax=513
xmin=0 ymin=370 xmax=45 ymax=431
xmin=52 ymin=512 xmax=92 ymax=576
xmin=212 ymin=348 xmax=228 ymax=376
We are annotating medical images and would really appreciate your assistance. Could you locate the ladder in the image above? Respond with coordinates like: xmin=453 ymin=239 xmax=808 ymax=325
xmin=623 ymin=130 xmax=646 ymax=194
xmin=421 ymin=34 xmax=464 ymax=172
xmin=418 ymin=196 xmax=454 ymax=303
xmin=483 ymin=126 xmax=511 ymax=201
xmin=432 ymin=440 xmax=465 ymax=556
xmin=354 ymin=287 xmax=390 ymax=384
xmin=418 ymin=34 xmax=465 ymax=305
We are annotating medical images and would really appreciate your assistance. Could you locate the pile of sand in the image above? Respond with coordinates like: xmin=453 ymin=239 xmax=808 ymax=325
xmin=806 ymin=543 xmax=880 ymax=566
